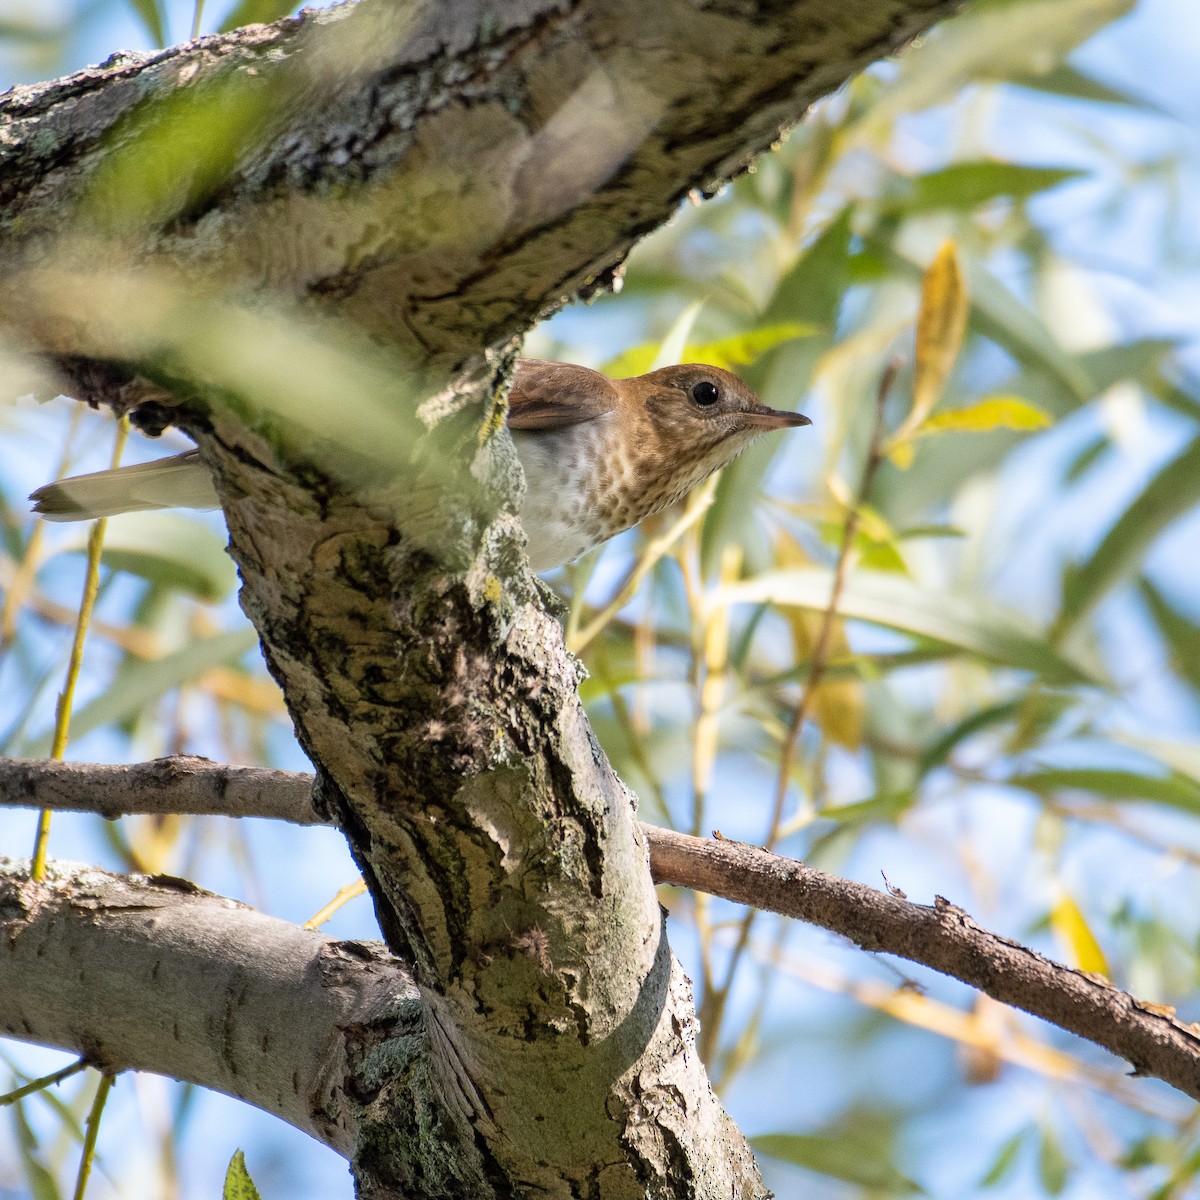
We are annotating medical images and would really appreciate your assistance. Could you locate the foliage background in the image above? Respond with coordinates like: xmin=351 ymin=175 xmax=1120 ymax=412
xmin=2 ymin=0 xmax=1200 ymax=1196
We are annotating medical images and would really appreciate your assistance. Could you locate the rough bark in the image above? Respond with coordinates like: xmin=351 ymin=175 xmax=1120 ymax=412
xmin=7 ymin=756 xmax=1199 ymax=1104
xmin=0 ymin=0 xmax=965 ymax=1195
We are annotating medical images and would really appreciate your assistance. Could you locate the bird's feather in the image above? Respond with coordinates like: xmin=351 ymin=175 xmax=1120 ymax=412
xmin=505 ymin=359 xmax=618 ymax=431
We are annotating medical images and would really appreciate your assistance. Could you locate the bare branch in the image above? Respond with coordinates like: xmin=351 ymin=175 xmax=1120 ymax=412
xmin=0 ymin=857 xmax=419 ymax=1161
xmin=6 ymin=755 xmax=1200 ymax=1103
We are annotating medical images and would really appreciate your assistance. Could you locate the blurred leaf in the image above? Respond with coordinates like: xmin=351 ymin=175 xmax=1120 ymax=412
xmin=1010 ymin=767 xmax=1200 ymax=816
xmin=685 ymin=323 xmax=818 ymax=372
xmin=218 ymin=0 xmax=297 ymax=31
xmin=752 ymin=1133 xmax=922 ymax=1193
xmin=1008 ymin=62 xmax=1161 ymax=111
xmin=820 ymin=790 xmax=914 ymax=825
xmin=56 ymin=513 xmax=237 ymax=603
xmin=0 ymin=20 xmax=65 ymax=42
xmin=979 ymin=1127 xmax=1028 ymax=1187
xmin=126 ymin=0 xmax=167 ymax=45
xmin=765 ymin=207 xmax=853 ymax=325
xmin=1055 ymin=435 xmax=1200 ymax=639
xmin=1064 ymin=433 xmax=1109 ymax=483
xmin=918 ymin=700 xmax=1022 ymax=774
xmin=224 ymin=1150 xmax=263 ymax=1200
xmin=11 ymin=1097 xmax=62 ymax=1200
xmin=1037 ymin=1125 xmax=1070 ymax=1195
xmin=1049 ymin=892 xmax=1110 ymax=975
xmin=847 ymin=0 xmax=1135 ymax=141
xmin=713 ymin=568 xmax=1102 ymax=685
xmin=893 ymin=162 xmax=1085 ymax=214
xmin=22 ymin=628 xmax=258 ymax=756
xmin=1139 ymin=578 xmax=1200 ymax=693
xmin=871 ymin=239 xmax=1094 ymax=406
xmin=651 ymin=301 xmax=704 ymax=371
xmin=1113 ymin=735 xmax=1200 ymax=784
xmin=911 ymin=241 xmax=968 ymax=427
xmin=919 ymin=396 xmax=1052 ymax=435
xmin=605 ymin=321 xmax=813 ymax=379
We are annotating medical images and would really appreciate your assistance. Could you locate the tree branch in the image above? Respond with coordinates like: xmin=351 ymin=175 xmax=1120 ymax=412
xmin=0 ymin=856 xmax=420 ymax=1159
xmin=5 ymin=754 xmax=1199 ymax=1102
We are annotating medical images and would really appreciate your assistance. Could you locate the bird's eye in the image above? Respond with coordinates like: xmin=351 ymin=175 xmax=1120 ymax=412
xmin=691 ymin=381 xmax=720 ymax=407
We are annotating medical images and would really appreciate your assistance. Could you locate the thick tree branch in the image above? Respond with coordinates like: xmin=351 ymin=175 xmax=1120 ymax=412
xmin=5 ymin=755 xmax=1199 ymax=1102
xmin=0 ymin=857 xmax=420 ymax=1158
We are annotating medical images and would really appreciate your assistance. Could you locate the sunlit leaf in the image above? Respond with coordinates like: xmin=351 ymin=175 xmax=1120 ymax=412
xmin=21 ymin=628 xmax=258 ymax=756
xmin=1049 ymin=892 xmax=1110 ymax=975
xmin=55 ymin=512 xmax=237 ymax=603
xmin=218 ymin=0 xmax=297 ymax=31
xmin=752 ymin=1133 xmax=923 ymax=1193
xmin=1055 ymin=435 xmax=1200 ymax=639
xmin=224 ymin=1150 xmax=264 ymax=1200
xmin=919 ymin=396 xmax=1052 ymax=435
xmin=684 ymin=323 xmax=818 ymax=372
xmin=712 ymin=568 xmax=1102 ymax=685
xmin=911 ymin=241 xmax=967 ymax=428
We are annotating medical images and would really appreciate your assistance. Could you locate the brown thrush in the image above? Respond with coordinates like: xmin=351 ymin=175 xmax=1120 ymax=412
xmin=30 ymin=359 xmax=810 ymax=571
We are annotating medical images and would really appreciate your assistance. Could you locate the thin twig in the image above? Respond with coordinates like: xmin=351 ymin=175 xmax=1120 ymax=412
xmin=31 ymin=416 xmax=130 ymax=881
xmin=695 ymin=360 xmax=899 ymax=1065
xmin=71 ymin=1071 xmax=115 ymax=1200
xmin=0 ymin=1057 xmax=88 ymax=1107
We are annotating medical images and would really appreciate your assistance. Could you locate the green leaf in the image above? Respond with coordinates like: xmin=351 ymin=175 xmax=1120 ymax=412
xmin=765 ymin=207 xmax=853 ymax=326
xmin=218 ymin=0 xmax=297 ymax=30
xmin=1139 ymin=578 xmax=1200 ymax=694
xmin=56 ymin=513 xmax=237 ymax=603
xmin=1037 ymin=1125 xmax=1071 ymax=1195
xmin=918 ymin=700 xmax=1023 ymax=774
xmin=1008 ymin=62 xmax=1161 ymax=112
xmin=224 ymin=1150 xmax=264 ymax=1200
xmin=820 ymin=790 xmax=914 ymax=826
xmin=896 ymin=162 xmax=1085 ymax=214
xmin=919 ymin=396 xmax=1053 ymax=435
xmin=1009 ymin=767 xmax=1200 ymax=816
xmin=752 ymin=1133 xmax=923 ymax=1193
xmin=711 ymin=568 xmax=1103 ymax=685
xmin=21 ymin=628 xmax=258 ymax=756
xmin=979 ymin=1127 xmax=1029 ymax=1187
xmin=1055 ymin=436 xmax=1200 ymax=639
xmin=126 ymin=0 xmax=167 ymax=45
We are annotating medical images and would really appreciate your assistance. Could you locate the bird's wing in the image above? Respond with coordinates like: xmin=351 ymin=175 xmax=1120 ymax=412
xmin=505 ymin=359 xmax=618 ymax=430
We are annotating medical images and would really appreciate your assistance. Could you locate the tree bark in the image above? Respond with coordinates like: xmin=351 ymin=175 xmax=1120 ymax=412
xmin=0 ymin=0 xmax=965 ymax=1195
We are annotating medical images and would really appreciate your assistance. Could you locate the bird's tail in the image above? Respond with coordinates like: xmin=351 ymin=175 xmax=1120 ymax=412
xmin=29 ymin=450 xmax=219 ymax=522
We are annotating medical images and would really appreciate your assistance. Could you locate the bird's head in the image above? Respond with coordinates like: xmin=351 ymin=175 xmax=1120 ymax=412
xmin=622 ymin=363 xmax=810 ymax=487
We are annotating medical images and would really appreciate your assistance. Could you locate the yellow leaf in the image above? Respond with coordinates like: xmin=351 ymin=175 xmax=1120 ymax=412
xmin=887 ymin=440 xmax=915 ymax=470
xmin=912 ymin=240 xmax=969 ymax=428
xmin=919 ymin=396 xmax=1053 ymax=435
xmin=1049 ymin=894 xmax=1109 ymax=977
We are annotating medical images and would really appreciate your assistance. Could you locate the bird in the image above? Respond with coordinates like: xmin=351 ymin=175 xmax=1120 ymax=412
xmin=30 ymin=359 xmax=811 ymax=572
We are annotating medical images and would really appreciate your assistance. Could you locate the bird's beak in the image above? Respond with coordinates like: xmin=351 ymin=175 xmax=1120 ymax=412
xmin=741 ymin=405 xmax=812 ymax=431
